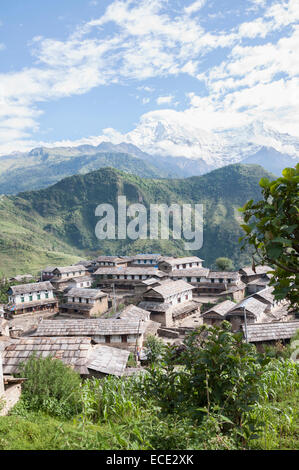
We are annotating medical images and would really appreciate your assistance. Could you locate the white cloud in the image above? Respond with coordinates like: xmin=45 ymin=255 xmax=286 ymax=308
xmin=184 ymin=0 xmax=207 ymax=15
xmin=156 ymin=95 xmax=174 ymax=105
xmin=0 ymin=0 xmax=299 ymax=156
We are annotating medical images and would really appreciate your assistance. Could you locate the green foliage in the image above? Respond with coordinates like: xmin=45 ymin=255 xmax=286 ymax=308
xmin=215 ymin=257 xmax=234 ymax=271
xmin=144 ymin=323 xmax=267 ymax=433
xmin=143 ymin=335 xmax=165 ymax=365
xmin=18 ymin=354 xmax=83 ymax=419
xmin=239 ymin=164 xmax=299 ymax=310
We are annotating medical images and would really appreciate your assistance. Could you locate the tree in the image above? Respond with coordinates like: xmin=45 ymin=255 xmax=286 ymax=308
xmin=239 ymin=164 xmax=299 ymax=310
xmin=215 ymin=257 xmax=234 ymax=271
xmin=143 ymin=335 xmax=165 ymax=365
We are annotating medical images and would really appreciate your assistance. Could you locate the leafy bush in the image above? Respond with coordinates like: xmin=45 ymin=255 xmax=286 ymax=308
xmin=143 ymin=335 xmax=165 ymax=365
xmin=18 ymin=354 xmax=82 ymax=419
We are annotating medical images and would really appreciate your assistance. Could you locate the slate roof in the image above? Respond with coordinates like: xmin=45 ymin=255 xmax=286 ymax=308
xmin=171 ymin=268 xmax=210 ymax=278
xmin=87 ymin=345 xmax=130 ymax=376
xmin=171 ymin=301 xmax=201 ymax=318
xmin=203 ymin=300 xmax=236 ymax=317
xmin=253 ymin=287 xmax=275 ymax=304
xmin=228 ymin=297 xmax=268 ymax=318
xmin=53 ymin=265 xmax=87 ymax=274
xmin=138 ymin=301 xmax=171 ymax=312
xmin=9 ymin=281 xmax=54 ymax=295
xmin=31 ymin=319 xmax=146 ymax=337
xmin=208 ymin=271 xmax=240 ymax=279
xmin=65 ymin=288 xmax=107 ymax=299
xmin=243 ymin=321 xmax=299 ymax=343
xmin=159 ymin=256 xmax=203 ymax=266
xmin=2 ymin=337 xmax=91 ymax=374
xmin=116 ymin=304 xmax=151 ymax=321
xmin=94 ymin=267 xmax=166 ymax=277
xmin=144 ymin=280 xmax=194 ymax=299
xmin=239 ymin=265 xmax=272 ymax=276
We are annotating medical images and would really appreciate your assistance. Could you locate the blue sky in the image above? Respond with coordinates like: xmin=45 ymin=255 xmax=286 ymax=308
xmin=0 ymin=0 xmax=298 ymax=155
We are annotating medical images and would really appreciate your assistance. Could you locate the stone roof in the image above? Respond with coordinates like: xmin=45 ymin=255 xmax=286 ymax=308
xmin=243 ymin=321 xmax=299 ymax=343
xmin=65 ymin=288 xmax=107 ymax=299
xmin=130 ymin=254 xmax=161 ymax=260
xmin=31 ymin=319 xmax=146 ymax=337
xmin=2 ymin=337 xmax=91 ymax=374
xmin=253 ymin=287 xmax=275 ymax=304
xmin=144 ymin=280 xmax=194 ymax=299
xmin=42 ymin=267 xmax=56 ymax=273
xmin=203 ymin=300 xmax=236 ymax=317
xmin=53 ymin=265 xmax=87 ymax=274
xmin=94 ymin=267 xmax=166 ymax=277
xmin=159 ymin=256 xmax=203 ymax=266
xmin=228 ymin=297 xmax=268 ymax=318
xmin=9 ymin=281 xmax=54 ymax=296
xmin=208 ymin=271 xmax=240 ymax=279
xmin=171 ymin=268 xmax=210 ymax=278
xmin=116 ymin=304 xmax=151 ymax=321
xmin=87 ymin=345 xmax=130 ymax=376
xmin=171 ymin=301 xmax=201 ymax=318
xmin=138 ymin=301 xmax=171 ymax=312
xmin=239 ymin=265 xmax=272 ymax=276
xmin=96 ymin=256 xmax=126 ymax=263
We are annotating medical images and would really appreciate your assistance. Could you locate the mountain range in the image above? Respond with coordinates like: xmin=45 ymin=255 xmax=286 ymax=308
xmin=0 ymin=163 xmax=275 ymax=277
xmin=0 ymin=121 xmax=297 ymax=195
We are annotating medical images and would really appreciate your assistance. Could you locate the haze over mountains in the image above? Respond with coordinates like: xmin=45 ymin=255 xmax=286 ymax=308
xmin=0 ymin=121 xmax=298 ymax=195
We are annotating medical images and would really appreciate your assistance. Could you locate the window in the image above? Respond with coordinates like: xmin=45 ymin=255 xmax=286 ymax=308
xmin=121 ymin=335 xmax=127 ymax=343
xmin=37 ymin=294 xmax=40 ymax=300
xmin=45 ymin=293 xmax=49 ymax=299
xmin=21 ymin=297 xmax=24 ymax=303
xmin=29 ymin=295 xmax=33 ymax=301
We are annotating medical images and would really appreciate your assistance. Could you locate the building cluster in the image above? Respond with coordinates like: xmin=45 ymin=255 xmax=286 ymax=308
xmin=1 ymin=253 xmax=298 ymax=411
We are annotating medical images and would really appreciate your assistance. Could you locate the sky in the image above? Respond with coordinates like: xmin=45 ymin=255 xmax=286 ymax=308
xmin=0 ymin=0 xmax=298 ymax=155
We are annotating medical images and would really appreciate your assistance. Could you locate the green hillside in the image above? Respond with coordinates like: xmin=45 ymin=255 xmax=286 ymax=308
xmin=0 ymin=164 xmax=275 ymax=277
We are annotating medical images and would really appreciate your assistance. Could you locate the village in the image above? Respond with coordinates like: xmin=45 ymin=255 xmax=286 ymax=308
xmin=1 ymin=253 xmax=298 ymax=415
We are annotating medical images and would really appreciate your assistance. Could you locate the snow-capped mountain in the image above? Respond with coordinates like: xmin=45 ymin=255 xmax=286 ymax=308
xmin=105 ymin=115 xmax=299 ymax=172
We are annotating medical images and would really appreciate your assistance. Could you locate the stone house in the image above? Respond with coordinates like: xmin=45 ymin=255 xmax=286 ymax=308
xmin=1 ymin=336 xmax=130 ymax=377
xmin=242 ymin=321 xmax=299 ymax=351
xmin=49 ymin=265 xmax=88 ymax=291
xmin=94 ymin=266 xmax=168 ymax=291
xmin=31 ymin=318 xmax=146 ymax=352
xmin=59 ymin=288 xmax=108 ymax=317
xmin=158 ymin=256 xmax=204 ymax=274
xmin=138 ymin=279 xmax=200 ymax=327
xmin=202 ymin=300 xmax=236 ymax=326
xmin=225 ymin=297 xmax=269 ymax=331
xmin=5 ymin=281 xmax=58 ymax=316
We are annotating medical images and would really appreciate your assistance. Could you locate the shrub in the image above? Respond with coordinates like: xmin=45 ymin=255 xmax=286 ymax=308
xmin=18 ymin=354 xmax=82 ymax=419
